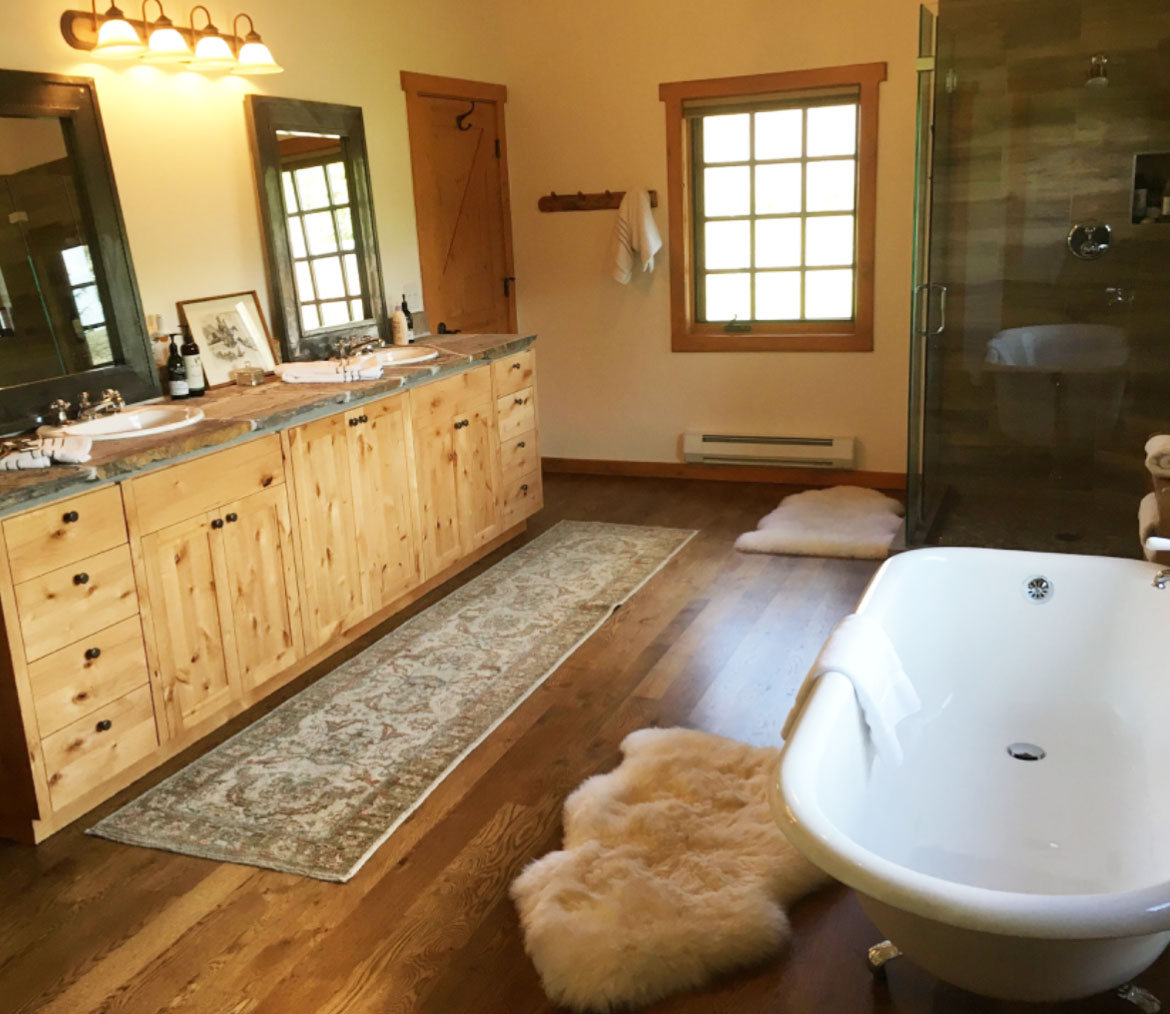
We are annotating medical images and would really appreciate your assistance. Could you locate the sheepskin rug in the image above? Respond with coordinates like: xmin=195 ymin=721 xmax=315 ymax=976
xmin=510 ymin=728 xmax=829 ymax=1011
xmin=735 ymin=485 xmax=904 ymax=560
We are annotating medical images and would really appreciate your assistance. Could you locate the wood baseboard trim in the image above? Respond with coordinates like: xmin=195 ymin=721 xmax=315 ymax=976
xmin=24 ymin=521 xmax=529 ymax=844
xmin=541 ymin=457 xmax=906 ymax=491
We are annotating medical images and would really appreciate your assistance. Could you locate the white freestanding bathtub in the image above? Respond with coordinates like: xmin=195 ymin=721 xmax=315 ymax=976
xmin=773 ymin=547 xmax=1170 ymax=1003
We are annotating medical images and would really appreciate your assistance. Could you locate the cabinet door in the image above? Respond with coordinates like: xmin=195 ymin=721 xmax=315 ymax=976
xmin=285 ymin=414 xmax=364 ymax=650
xmin=410 ymin=394 xmax=463 ymax=579
xmin=216 ymin=485 xmax=304 ymax=691
xmin=348 ymin=396 xmax=422 ymax=612
xmin=454 ymin=400 xmax=500 ymax=553
xmin=141 ymin=514 xmax=240 ymax=737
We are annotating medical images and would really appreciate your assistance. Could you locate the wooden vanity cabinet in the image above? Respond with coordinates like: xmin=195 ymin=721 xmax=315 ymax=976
xmin=284 ymin=389 xmax=422 ymax=649
xmin=492 ymin=350 xmax=543 ymax=528
xmin=410 ymin=365 xmax=501 ymax=578
xmin=128 ymin=436 xmax=303 ymax=738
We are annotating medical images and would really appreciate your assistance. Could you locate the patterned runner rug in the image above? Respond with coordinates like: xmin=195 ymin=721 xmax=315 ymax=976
xmin=89 ymin=521 xmax=695 ymax=882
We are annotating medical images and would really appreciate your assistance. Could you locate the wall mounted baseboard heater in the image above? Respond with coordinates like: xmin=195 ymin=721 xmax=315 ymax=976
xmin=683 ymin=433 xmax=856 ymax=469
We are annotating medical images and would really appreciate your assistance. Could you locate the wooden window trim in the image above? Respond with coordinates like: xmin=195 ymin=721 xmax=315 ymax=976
xmin=659 ymin=63 xmax=887 ymax=353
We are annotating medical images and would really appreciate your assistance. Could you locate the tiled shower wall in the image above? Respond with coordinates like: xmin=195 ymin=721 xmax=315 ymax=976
xmin=920 ymin=0 xmax=1170 ymax=553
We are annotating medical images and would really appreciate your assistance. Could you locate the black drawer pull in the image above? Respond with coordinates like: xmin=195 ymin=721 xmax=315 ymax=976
xmin=514 ymin=397 xmax=524 ymax=405
xmin=84 ymin=647 xmax=101 ymax=660
xmin=225 ymin=513 xmax=238 ymax=523
xmin=62 ymin=510 xmax=80 ymax=523
xmin=454 ymin=419 xmax=468 ymax=429
xmin=348 ymin=417 xmax=360 ymax=427
xmin=359 ymin=414 xmax=368 ymax=423
xmin=95 ymin=719 xmax=112 ymax=732
xmin=518 ymin=441 xmax=526 ymax=448
xmin=211 ymin=518 xmax=224 ymax=530
xmin=73 ymin=572 xmax=89 ymax=585
xmin=520 ymin=484 xmax=529 ymax=492
xmin=511 ymin=362 xmax=521 ymax=370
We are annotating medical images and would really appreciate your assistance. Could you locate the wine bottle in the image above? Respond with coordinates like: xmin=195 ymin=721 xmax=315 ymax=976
xmin=400 ymin=294 xmax=415 ymax=342
xmin=180 ymin=324 xmax=205 ymax=396
xmin=166 ymin=335 xmax=189 ymax=400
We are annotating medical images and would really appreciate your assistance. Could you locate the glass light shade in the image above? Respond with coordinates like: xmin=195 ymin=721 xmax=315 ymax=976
xmin=143 ymin=23 xmax=191 ymax=63
xmin=190 ymin=31 xmax=236 ymax=70
xmin=234 ymin=38 xmax=282 ymax=75
xmin=93 ymin=10 xmax=145 ymax=60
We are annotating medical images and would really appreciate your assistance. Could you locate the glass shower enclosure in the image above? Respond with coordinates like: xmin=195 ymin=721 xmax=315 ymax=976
xmin=906 ymin=0 xmax=1170 ymax=557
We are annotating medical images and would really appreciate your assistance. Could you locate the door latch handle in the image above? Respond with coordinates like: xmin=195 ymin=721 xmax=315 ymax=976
xmin=503 ymin=276 xmax=516 ymax=298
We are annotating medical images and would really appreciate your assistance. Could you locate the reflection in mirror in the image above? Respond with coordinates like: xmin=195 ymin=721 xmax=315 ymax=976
xmin=0 ymin=70 xmax=157 ymax=433
xmin=0 ymin=116 xmax=117 ymax=386
xmin=247 ymin=97 xmax=387 ymax=361
xmin=276 ymin=132 xmax=367 ymax=334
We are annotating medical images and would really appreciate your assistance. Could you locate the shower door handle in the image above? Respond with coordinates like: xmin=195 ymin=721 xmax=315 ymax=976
xmin=932 ymin=283 xmax=947 ymax=334
xmin=914 ymin=283 xmax=947 ymax=336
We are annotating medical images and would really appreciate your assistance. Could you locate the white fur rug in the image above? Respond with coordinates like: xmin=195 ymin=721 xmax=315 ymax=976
xmin=510 ymin=728 xmax=828 ymax=1011
xmin=735 ymin=485 xmax=904 ymax=560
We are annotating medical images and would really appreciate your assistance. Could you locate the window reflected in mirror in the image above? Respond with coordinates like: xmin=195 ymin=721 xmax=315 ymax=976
xmin=0 ymin=115 xmax=118 ymax=388
xmin=277 ymin=131 xmax=367 ymax=334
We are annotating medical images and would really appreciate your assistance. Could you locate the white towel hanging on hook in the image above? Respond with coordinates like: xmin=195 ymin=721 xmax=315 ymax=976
xmin=609 ymin=189 xmax=662 ymax=284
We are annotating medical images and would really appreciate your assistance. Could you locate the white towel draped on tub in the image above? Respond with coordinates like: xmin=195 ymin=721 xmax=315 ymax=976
xmin=275 ymin=355 xmax=383 ymax=383
xmin=609 ymin=189 xmax=662 ymax=285
xmin=782 ymin=613 xmax=920 ymax=765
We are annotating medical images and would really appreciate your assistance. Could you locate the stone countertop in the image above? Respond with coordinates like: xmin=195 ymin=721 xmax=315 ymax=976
xmin=0 ymin=333 xmax=535 ymax=520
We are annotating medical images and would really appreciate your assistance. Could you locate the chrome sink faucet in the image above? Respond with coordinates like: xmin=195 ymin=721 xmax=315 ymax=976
xmin=78 ymin=388 xmax=124 ymax=421
xmin=337 ymin=335 xmax=384 ymax=359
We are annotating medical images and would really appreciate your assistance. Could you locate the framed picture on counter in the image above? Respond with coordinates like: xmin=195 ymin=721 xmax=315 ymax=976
xmin=176 ymin=290 xmax=280 ymax=387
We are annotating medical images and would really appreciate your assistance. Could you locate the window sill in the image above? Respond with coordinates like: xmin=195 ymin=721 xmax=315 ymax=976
xmin=671 ymin=326 xmax=873 ymax=353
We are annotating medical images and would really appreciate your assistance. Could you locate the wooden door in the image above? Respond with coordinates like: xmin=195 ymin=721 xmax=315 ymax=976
xmin=215 ymin=485 xmax=304 ymax=691
xmin=401 ymin=72 xmax=516 ymax=334
xmin=410 ymin=390 xmax=462 ymax=579
xmin=454 ymin=400 xmax=500 ymax=553
xmin=141 ymin=514 xmax=240 ymax=736
xmin=284 ymin=414 xmax=364 ymax=650
xmin=347 ymin=395 xmax=421 ymax=612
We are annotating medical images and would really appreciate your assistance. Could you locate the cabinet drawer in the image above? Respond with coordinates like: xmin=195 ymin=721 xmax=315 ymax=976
xmin=412 ymin=366 xmax=492 ymax=424
xmin=15 ymin=544 xmax=139 ymax=662
xmin=131 ymin=435 xmax=284 ymax=534
xmin=3 ymin=485 xmax=127 ymax=585
xmin=501 ymin=469 xmax=543 ymax=528
xmin=500 ymin=431 xmax=539 ymax=483
xmin=28 ymin=616 xmax=149 ymax=738
xmin=492 ymin=350 xmax=535 ymax=397
xmin=497 ymin=387 xmax=535 ymax=442
xmin=42 ymin=684 xmax=158 ymax=812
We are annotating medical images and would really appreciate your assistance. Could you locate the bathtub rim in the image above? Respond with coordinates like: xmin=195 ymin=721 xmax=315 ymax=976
xmin=774 ymin=548 xmax=1170 ymax=941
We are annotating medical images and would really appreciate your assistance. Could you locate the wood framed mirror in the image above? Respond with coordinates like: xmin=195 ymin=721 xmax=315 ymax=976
xmin=245 ymin=96 xmax=388 ymax=361
xmin=0 ymin=69 xmax=157 ymax=433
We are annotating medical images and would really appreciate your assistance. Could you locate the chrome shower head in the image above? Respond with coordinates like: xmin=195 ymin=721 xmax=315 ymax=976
xmin=1086 ymin=54 xmax=1108 ymax=87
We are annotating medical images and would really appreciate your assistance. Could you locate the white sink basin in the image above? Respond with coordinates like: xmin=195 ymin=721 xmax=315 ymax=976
xmin=373 ymin=345 xmax=439 ymax=366
xmin=38 ymin=404 xmax=205 ymax=441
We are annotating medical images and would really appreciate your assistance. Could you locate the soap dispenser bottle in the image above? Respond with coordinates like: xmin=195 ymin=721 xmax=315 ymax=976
xmin=391 ymin=302 xmax=409 ymax=346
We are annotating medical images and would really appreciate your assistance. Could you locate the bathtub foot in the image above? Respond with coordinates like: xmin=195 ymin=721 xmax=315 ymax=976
xmin=867 ymin=940 xmax=902 ymax=979
xmin=1116 ymin=983 xmax=1161 ymax=1013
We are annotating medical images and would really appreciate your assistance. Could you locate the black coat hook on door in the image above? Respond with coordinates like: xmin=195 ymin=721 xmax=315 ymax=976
xmin=456 ymin=100 xmax=476 ymax=131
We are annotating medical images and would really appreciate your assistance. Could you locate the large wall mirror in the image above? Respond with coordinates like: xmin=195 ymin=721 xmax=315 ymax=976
xmin=0 ymin=70 xmax=157 ymax=433
xmin=246 ymin=96 xmax=387 ymax=361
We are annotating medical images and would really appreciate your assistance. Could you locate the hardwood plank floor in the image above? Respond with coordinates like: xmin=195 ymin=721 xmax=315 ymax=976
xmin=0 ymin=474 xmax=1163 ymax=1013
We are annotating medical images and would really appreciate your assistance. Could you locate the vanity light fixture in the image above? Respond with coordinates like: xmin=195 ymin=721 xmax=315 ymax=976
xmin=91 ymin=3 xmax=146 ymax=60
xmin=141 ymin=0 xmax=190 ymax=62
xmin=188 ymin=5 xmax=235 ymax=71
xmin=231 ymin=13 xmax=282 ymax=75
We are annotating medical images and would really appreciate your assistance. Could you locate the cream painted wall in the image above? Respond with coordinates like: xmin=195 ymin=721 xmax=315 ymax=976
xmin=0 ymin=0 xmax=504 ymax=340
xmin=492 ymin=0 xmax=922 ymax=472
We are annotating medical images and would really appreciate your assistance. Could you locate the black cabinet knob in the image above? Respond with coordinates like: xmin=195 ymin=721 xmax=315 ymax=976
xmin=73 ymin=572 xmax=89 ymax=585
xmin=518 ymin=441 xmax=526 ymax=448
xmin=225 ymin=513 xmax=238 ymax=523
xmin=95 ymin=719 xmax=112 ymax=733
xmin=521 ymin=484 xmax=529 ymax=492
xmin=348 ymin=417 xmax=359 ymax=427
xmin=211 ymin=518 xmax=224 ymax=529
xmin=62 ymin=510 xmax=79 ymax=523
xmin=84 ymin=647 xmax=101 ymax=660
xmin=511 ymin=362 xmax=521 ymax=370
xmin=514 ymin=397 xmax=524 ymax=405
xmin=359 ymin=414 xmax=368 ymax=423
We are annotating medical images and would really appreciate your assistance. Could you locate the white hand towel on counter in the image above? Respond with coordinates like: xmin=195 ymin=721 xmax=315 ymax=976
xmin=0 ymin=435 xmax=92 ymax=470
xmin=275 ymin=355 xmax=383 ymax=384
xmin=609 ymin=189 xmax=662 ymax=285
xmin=1140 ymin=493 xmax=1162 ymax=561
xmin=782 ymin=613 xmax=920 ymax=765
xmin=1145 ymin=434 xmax=1170 ymax=479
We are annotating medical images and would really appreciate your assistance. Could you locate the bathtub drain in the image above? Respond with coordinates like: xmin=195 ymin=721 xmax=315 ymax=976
xmin=1023 ymin=576 xmax=1053 ymax=602
xmin=1007 ymin=742 xmax=1046 ymax=761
